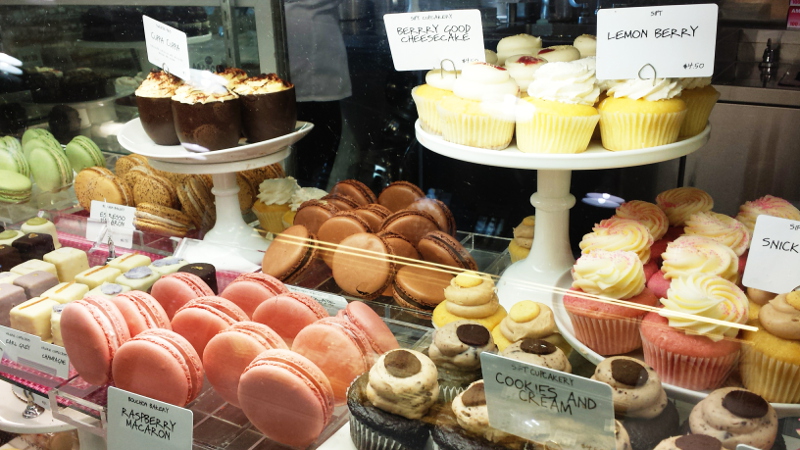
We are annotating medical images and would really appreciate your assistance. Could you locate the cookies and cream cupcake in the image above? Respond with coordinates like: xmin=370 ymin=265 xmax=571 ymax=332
xmin=677 ymin=76 xmax=719 ymax=137
xmin=428 ymin=320 xmax=496 ymax=400
xmin=135 ymin=70 xmax=183 ymax=145
xmin=688 ymin=387 xmax=778 ymax=450
xmin=232 ymin=73 xmax=296 ymax=142
xmin=411 ymin=68 xmax=460 ymax=135
xmin=653 ymin=435 xmax=724 ymax=450
xmin=501 ymin=338 xmax=571 ymax=372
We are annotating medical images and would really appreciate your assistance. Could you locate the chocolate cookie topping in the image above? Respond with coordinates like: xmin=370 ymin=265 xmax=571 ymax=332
xmin=675 ymin=434 xmax=722 ymax=450
xmin=384 ymin=349 xmax=421 ymax=378
xmin=456 ymin=323 xmax=491 ymax=346
xmin=610 ymin=359 xmax=649 ymax=386
xmin=520 ymin=338 xmax=556 ymax=355
xmin=462 ymin=382 xmax=486 ymax=407
xmin=722 ymin=390 xmax=769 ymax=418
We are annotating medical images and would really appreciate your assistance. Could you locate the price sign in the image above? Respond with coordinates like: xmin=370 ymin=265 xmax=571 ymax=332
xmin=87 ymin=201 xmax=136 ymax=249
xmin=107 ymin=387 xmax=193 ymax=450
xmin=481 ymin=353 xmax=615 ymax=450
xmin=742 ymin=216 xmax=800 ymax=293
xmin=596 ymin=4 xmax=718 ymax=80
xmin=143 ymin=15 xmax=190 ymax=80
xmin=39 ymin=341 xmax=70 ymax=379
xmin=287 ymin=285 xmax=348 ymax=315
xmin=384 ymin=10 xmax=485 ymax=71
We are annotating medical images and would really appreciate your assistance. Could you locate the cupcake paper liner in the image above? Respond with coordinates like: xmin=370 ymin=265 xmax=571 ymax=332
xmin=515 ymin=111 xmax=599 ymax=154
xmin=350 ymin=416 xmax=407 ymax=450
xmin=437 ymin=380 xmax=468 ymax=403
xmin=679 ymin=89 xmax=719 ymax=138
xmin=567 ymin=311 xmax=643 ymax=356
xmin=599 ymin=109 xmax=686 ymax=151
xmin=640 ymin=330 xmax=738 ymax=391
xmin=438 ymin=105 xmax=515 ymax=150
xmin=252 ymin=201 xmax=290 ymax=234
xmin=740 ymin=345 xmax=800 ymax=403
xmin=411 ymin=87 xmax=443 ymax=135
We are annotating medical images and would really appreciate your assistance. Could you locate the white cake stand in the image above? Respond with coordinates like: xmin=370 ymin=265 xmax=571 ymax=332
xmin=118 ymin=119 xmax=313 ymax=251
xmin=416 ymin=121 xmax=711 ymax=310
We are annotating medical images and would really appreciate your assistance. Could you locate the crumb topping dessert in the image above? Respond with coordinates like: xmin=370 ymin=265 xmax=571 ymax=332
xmin=232 ymin=73 xmax=293 ymax=95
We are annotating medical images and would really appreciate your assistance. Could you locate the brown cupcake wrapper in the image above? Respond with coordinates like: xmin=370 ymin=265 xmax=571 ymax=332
xmin=599 ymin=109 xmax=686 ymax=151
xmin=515 ymin=111 xmax=599 ymax=154
xmin=740 ymin=344 xmax=800 ymax=403
xmin=567 ymin=311 xmax=643 ymax=356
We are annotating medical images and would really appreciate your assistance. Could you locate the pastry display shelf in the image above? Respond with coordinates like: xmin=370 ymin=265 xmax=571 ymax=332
xmin=416 ymin=121 xmax=712 ymax=311
xmin=118 ymin=119 xmax=314 ymax=252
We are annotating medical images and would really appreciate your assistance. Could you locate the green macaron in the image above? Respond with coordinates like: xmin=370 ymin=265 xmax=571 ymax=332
xmin=65 ymin=135 xmax=105 ymax=172
xmin=1 ymin=136 xmax=22 ymax=153
xmin=23 ymin=133 xmax=62 ymax=161
xmin=0 ymin=141 xmax=30 ymax=177
xmin=0 ymin=169 xmax=32 ymax=203
xmin=21 ymin=128 xmax=55 ymax=146
xmin=28 ymin=144 xmax=73 ymax=192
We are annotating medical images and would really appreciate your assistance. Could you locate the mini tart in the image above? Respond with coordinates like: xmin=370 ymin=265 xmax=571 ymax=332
xmin=515 ymin=97 xmax=599 ymax=154
xmin=597 ymin=96 xmax=687 ymax=151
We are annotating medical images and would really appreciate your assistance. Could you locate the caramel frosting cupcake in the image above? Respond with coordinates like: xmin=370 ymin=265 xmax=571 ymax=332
xmin=688 ymin=387 xmax=778 ymax=449
xmin=491 ymin=300 xmax=558 ymax=351
xmin=580 ymin=218 xmax=654 ymax=264
xmin=683 ymin=211 xmax=751 ymax=257
xmin=508 ymin=215 xmax=534 ymax=263
xmin=171 ymin=84 xmax=241 ymax=151
xmin=656 ymin=187 xmax=714 ymax=227
xmin=760 ymin=292 xmax=800 ymax=340
xmin=428 ymin=321 xmax=496 ymax=399
xmin=233 ymin=73 xmax=296 ymax=142
xmin=653 ymin=435 xmax=723 ymax=450
xmin=135 ymin=70 xmax=184 ymax=145
xmin=592 ymin=356 xmax=667 ymax=419
xmin=501 ymin=338 xmax=571 ymax=372
xmin=736 ymin=195 xmax=800 ymax=235
xmin=614 ymin=200 xmax=669 ymax=241
xmin=432 ymin=271 xmax=507 ymax=330
xmin=366 ymin=349 xmax=439 ymax=420
xmin=661 ymin=236 xmax=739 ymax=283
xmin=451 ymin=380 xmax=513 ymax=444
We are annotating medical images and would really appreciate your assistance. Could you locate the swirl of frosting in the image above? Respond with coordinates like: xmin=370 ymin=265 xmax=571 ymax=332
xmin=759 ymin=292 xmax=800 ymax=340
xmin=735 ymin=195 xmax=800 ymax=234
xmin=452 ymin=380 xmax=513 ymax=443
xmin=231 ymin=73 xmax=292 ymax=95
xmin=428 ymin=320 xmax=496 ymax=371
xmin=135 ymin=70 xmax=183 ymax=98
xmin=661 ymin=236 xmax=739 ymax=283
xmin=256 ymin=177 xmax=299 ymax=205
xmin=171 ymin=84 xmax=238 ymax=104
xmin=579 ymin=218 xmax=653 ymax=264
xmin=512 ymin=215 xmax=535 ymax=249
xmin=366 ymin=349 xmax=439 ymax=420
xmin=606 ymin=78 xmax=682 ymax=101
xmin=688 ymin=387 xmax=778 ymax=450
xmin=659 ymin=274 xmax=748 ymax=340
xmin=656 ymin=187 xmax=714 ymax=226
xmin=684 ymin=211 xmax=751 ymax=256
xmin=615 ymin=200 xmax=668 ymax=240
xmin=498 ymin=300 xmax=556 ymax=342
xmin=425 ymin=69 xmax=460 ymax=91
xmin=289 ymin=187 xmax=327 ymax=211
xmin=591 ymin=356 xmax=667 ymax=419
xmin=572 ymin=250 xmax=645 ymax=300
xmin=452 ymin=62 xmax=519 ymax=101
xmin=679 ymin=77 xmax=712 ymax=90
xmin=527 ymin=60 xmax=599 ymax=106
xmin=444 ymin=272 xmax=500 ymax=318
xmin=501 ymin=338 xmax=571 ymax=372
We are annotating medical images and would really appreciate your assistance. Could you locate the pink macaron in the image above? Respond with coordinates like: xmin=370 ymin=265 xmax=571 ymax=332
xmin=60 ymin=295 xmax=131 ymax=386
xmin=109 ymin=290 xmax=171 ymax=337
xmin=238 ymin=349 xmax=334 ymax=448
xmin=337 ymin=300 xmax=399 ymax=355
xmin=112 ymin=328 xmax=204 ymax=407
xmin=171 ymin=296 xmax=248 ymax=355
xmin=220 ymin=272 xmax=289 ymax=318
xmin=150 ymin=272 xmax=215 ymax=319
xmin=292 ymin=316 xmax=374 ymax=404
xmin=203 ymin=321 xmax=288 ymax=407
xmin=251 ymin=292 xmax=329 ymax=346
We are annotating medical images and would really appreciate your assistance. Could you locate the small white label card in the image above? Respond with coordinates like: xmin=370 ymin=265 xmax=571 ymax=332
xmin=287 ymin=285 xmax=348 ymax=316
xmin=0 ymin=325 xmax=41 ymax=364
xmin=38 ymin=341 xmax=70 ymax=379
xmin=384 ymin=10 xmax=485 ymax=71
xmin=87 ymin=200 xmax=136 ymax=249
xmin=142 ymin=15 xmax=190 ymax=80
xmin=107 ymin=387 xmax=193 ymax=450
xmin=596 ymin=4 xmax=718 ymax=80
xmin=742 ymin=216 xmax=800 ymax=293
xmin=481 ymin=353 xmax=615 ymax=450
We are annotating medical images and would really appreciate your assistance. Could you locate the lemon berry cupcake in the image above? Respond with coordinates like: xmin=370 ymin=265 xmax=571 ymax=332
xmin=411 ymin=68 xmax=459 ymax=135
xmin=677 ymin=77 xmax=719 ymax=138
xmin=508 ymin=215 xmax=534 ymax=263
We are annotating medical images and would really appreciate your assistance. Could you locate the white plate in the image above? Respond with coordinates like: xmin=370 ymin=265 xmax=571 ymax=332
xmin=118 ymin=118 xmax=313 ymax=164
xmin=550 ymin=283 xmax=800 ymax=417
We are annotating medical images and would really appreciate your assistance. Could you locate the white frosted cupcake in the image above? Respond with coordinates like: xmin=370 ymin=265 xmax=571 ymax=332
xmin=537 ymin=45 xmax=581 ymax=62
xmin=251 ymin=177 xmax=300 ymax=234
xmin=573 ymin=34 xmax=597 ymax=58
xmin=496 ymin=33 xmax=542 ymax=65
xmin=504 ymin=55 xmax=547 ymax=91
xmin=411 ymin=68 xmax=460 ymax=135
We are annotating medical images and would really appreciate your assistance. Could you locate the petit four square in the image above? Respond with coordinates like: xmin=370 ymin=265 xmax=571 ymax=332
xmin=51 ymin=305 xmax=65 ymax=346
xmin=86 ymin=282 xmax=130 ymax=299
xmin=42 ymin=282 xmax=90 ymax=304
xmin=13 ymin=270 xmax=59 ymax=298
xmin=0 ymin=272 xmax=20 ymax=285
xmin=0 ymin=230 xmax=24 ymax=246
xmin=74 ymin=266 xmax=122 ymax=290
xmin=0 ymin=245 xmax=22 ymax=271
xmin=12 ymin=233 xmax=55 ymax=261
xmin=0 ymin=283 xmax=27 ymax=327
xmin=44 ymin=247 xmax=90 ymax=282
xmin=178 ymin=263 xmax=218 ymax=294
xmin=10 ymin=296 xmax=59 ymax=340
xmin=10 ymin=259 xmax=58 ymax=277
xmin=21 ymin=217 xmax=61 ymax=249
xmin=115 ymin=266 xmax=160 ymax=291
xmin=107 ymin=254 xmax=152 ymax=273
xmin=149 ymin=257 xmax=188 ymax=276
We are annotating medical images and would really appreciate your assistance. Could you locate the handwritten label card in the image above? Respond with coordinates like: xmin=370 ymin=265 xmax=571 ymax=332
xmin=143 ymin=15 xmax=190 ymax=80
xmin=384 ymin=10 xmax=485 ymax=71
xmin=107 ymin=387 xmax=193 ymax=450
xmin=596 ymin=4 xmax=718 ymax=80
xmin=0 ymin=325 xmax=69 ymax=378
xmin=87 ymin=200 xmax=136 ymax=249
xmin=481 ymin=353 xmax=615 ymax=450
xmin=742 ymin=216 xmax=800 ymax=293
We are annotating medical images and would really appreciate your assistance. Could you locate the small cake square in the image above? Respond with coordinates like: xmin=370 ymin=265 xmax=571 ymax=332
xmin=13 ymin=270 xmax=59 ymax=298
xmin=0 ymin=230 xmax=24 ymax=246
xmin=10 ymin=296 xmax=59 ymax=340
xmin=10 ymin=259 xmax=58 ymax=277
xmin=51 ymin=305 xmax=65 ymax=346
xmin=42 ymin=282 xmax=90 ymax=304
xmin=177 ymin=263 xmax=217 ymax=294
xmin=12 ymin=233 xmax=56 ymax=261
xmin=149 ymin=257 xmax=188 ymax=276
xmin=0 ymin=283 xmax=27 ymax=327
xmin=0 ymin=245 xmax=22 ymax=271
xmin=115 ymin=266 xmax=160 ymax=291
xmin=86 ymin=282 xmax=131 ymax=299
xmin=107 ymin=254 xmax=152 ymax=273
xmin=75 ymin=266 xmax=122 ymax=290
xmin=44 ymin=247 xmax=90 ymax=282
xmin=0 ymin=272 xmax=20 ymax=285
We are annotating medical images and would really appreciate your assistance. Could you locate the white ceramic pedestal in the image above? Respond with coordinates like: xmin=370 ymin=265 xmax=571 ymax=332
xmin=416 ymin=121 xmax=711 ymax=310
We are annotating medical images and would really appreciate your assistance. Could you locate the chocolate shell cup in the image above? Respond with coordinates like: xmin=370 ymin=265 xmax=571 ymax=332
xmin=137 ymin=96 xmax=180 ymax=145
xmin=239 ymin=87 xmax=297 ymax=143
xmin=172 ymin=98 xmax=242 ymax=151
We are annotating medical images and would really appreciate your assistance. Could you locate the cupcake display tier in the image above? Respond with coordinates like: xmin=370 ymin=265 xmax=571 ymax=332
xmin=415 ymin=121 xmax=711 ymax=310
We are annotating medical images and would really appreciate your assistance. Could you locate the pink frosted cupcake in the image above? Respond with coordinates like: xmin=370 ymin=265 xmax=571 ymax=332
xmin=640 ymin=273 xmax=748 ymax=390
xmin=735 ymin=194 xmax=800 ymax=236
xmin=647 ymin=236 xmax=739 ymax=299
xmin=579 ymin=217 xmax=656 ymax=279
xmin=564 ymin=250 xmax=658 ymax=355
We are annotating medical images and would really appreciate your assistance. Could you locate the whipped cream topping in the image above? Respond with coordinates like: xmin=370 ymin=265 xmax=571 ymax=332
xmin=615 ymin=200 xmax=668 ymax=241
xmin=504 ymin=55 xmax=547 ymax=91
xmin=452 ymin=62 xmax=519 ymax=101
xmin=256 ymin=177 xmax=299 ymax=205
xmin=572 ymin=250 xmax=645 ymax=300
xmin=537 ymin=45 xmax=581 ymax=63
xmin=759 ymin=292 xmax=800 ymax=340
xmin=232 ymin=73 xmax=292 ymax=95
xmin=425 ymin=68 xmax=460 ymax=91
xmin=171 ymin=84 xmax=238 ymax=104
xmin=592 ymin=356 xmax=667 ymax=419
xmin=735 ymin=195 xmax=800 ymax=234
xmin=579 ymin=218 xmax=654 ymax=264
xmin=656 ymin=187 xmax=714 ymax=226
xmin=684 ymin=211 xmax=751 ymax=256
xmin=498 ymin=300 xmax=556 ymax=342
xmin=526 ymin=59 xmax=599 ymax=105
xmin=679 ymin=77 xmax=712 ymax=90
xmin=452 ymin=380 xmax=513 ymax=443
xmin=428 ymin=320 xmax=496 ymax=371
xmin=135 ymin=70 xmax=183 ymax=98
xmin=496 ymin=34 xmax=542 ymax=65
xmin=289 ymin=187 xmax=327 ymax=211
xmin=661 ymin=236 xmax=739 ymax=283
xmin=659 ymin=274 xmax=748 ymax=340
xmin=689 ymin=387 xmax=778 ymax=450
xmin=606 ymin=78 xmax=682 ymax=101
xmin=366 ymin=349 xmax=439 ymax=420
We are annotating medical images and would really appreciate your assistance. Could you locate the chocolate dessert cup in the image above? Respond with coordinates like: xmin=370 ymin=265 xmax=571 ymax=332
xmin=171 ymin=98 xmax=242 ymax=151
xmin=137 ymin=96 xmax=180 ymax=145
xmin=239 ymin=86 xmax=297 ymax=143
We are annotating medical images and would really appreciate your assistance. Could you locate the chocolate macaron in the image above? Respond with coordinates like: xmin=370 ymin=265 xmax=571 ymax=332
xmin=380 ymin=210 xmax=439 ymax=247
xmin=331 ymin=232 xmax=395 ymax=300
xmin=408 ymin=197 xmax=457 ymax=236
xmin=262 ymin=225 xmax=319 ymax=285
xmin=330 ymin=179 xmax=377 ymax=206
xmin=294 ymin=199 xmax=339 ymax=235
xmin=417 ymin=230 xmax=478 ymax=270
xmin=378 ymin=181 xmax=425 ymax=212
xmin=393 ymin=265 xmax=454 ymax=313
xmin=317 ymin=211 xmax=373 ymax=267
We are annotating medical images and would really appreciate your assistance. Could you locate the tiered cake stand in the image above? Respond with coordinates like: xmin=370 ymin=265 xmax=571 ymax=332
xmin=119 ymin=118 xmax=313 ymax=251
xmin=416 ymin=121 xmax=711 ymax=311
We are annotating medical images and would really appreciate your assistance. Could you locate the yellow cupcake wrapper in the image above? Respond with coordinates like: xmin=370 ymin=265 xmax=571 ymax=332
xmin=516 ymin=112 xmax=599 ymax=154
xmin=253 ymin=205 xmax=289 ymax=234
xmin=599 ymin=109 xmax=686 ymax=151
xmin=438 ymin=106 xmax=515 ymax=150
xmin=411 ymin=89 xmax=443 ymax=135
xmin=679 ymin=91 xmax=719 ymax=138
xmin=740 ymin=345 xmax=800 ymax=403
